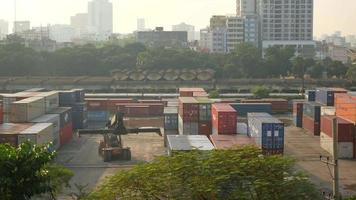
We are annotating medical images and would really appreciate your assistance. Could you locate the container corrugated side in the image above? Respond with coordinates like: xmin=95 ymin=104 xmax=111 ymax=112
xmin=18 ymin=123 xmax=54 ymax=146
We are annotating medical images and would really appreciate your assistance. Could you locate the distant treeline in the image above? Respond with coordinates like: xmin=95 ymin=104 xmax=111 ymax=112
xmin=0 ymin=40 xmax=354 ymax=79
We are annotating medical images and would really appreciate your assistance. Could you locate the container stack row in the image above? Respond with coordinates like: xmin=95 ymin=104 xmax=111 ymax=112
xmin=59 ymin=89 xmax=87 ymax=130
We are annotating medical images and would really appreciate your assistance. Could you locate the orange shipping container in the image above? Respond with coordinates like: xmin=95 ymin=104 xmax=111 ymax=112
xmin=335 ymin=94 xmax=356 ymax=123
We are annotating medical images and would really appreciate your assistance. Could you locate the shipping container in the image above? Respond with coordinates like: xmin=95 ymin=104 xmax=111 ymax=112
xmin=209 ymin=134 xmax=255 ymax=149
xmin=179 ymin=88 xmax=206 ymax=97
xmin=321 ymin=106 xmax=336 ymax=116
xmin=230 ymin=103 xmax=272 ymax=117
xmin=292 ymin=100 xmax=304 ymax=128
xmin=72 ymin=89 xmax=85 ymax=102
xmin=47 ymin=107 xmax=72 ymax=128
xmin=164 ymin=107 xmax=178 ymax=130
xmin=18 ymin=123 xmax=53 ymax=146
xmin=0 ymin=123 xmax=33 ymax=146
xmin=86 ymin=98 xmax=108 ymax=111
xmin=178 ymin=97 xmax=199 ymax=122
xmin=163 ymin=129 xmax=179 ymax=147
xmin=303 ymin=102 xmax=321 ymax=122
xmin=198 ymin=121 xmax=212 ymax=135
xmin=306 ymin=90 xmax=316 ymax=102
xmin=11 ymin=96 xmax=46 ymax=123
xmin=88 ymin=111 xmax=110 ymax=122
xmin=58 ymin=90 xmax=76 ymax=106
xmin=241 ymin=99 xmax=288 ymax=113
xmin=196 ymin=97 xmax=212 ymax=121
xmin=315 ymin=88 xmax=348 ymax=106
xmin=212 ymin=104 xmax=237 ymax=135
xmin=30 ymin=114 xmax=61 ymax=150
xmin=193 ymin=91 xmax=209 ymax=97
xmin=60 ymin=122 xmax=73 ymax=146
xmin=320 ymin=132 xmax=355 ymax=159
xmin=302 ymin=115 xmax=320 ymax=136
xmin=24 ymin=88 xmax=46 ymax=92
xmin=335 ymin=93 xmax=356 ymax=123
xmin=35 ymin=91 xmax=59 ymax=112
xmin=237 ymin=122 xmax=248 ymax=134
xmin=72 ymin=110 xmax=88 ymax=130
xmin=178 ymin=115 xmax=199 ymax=135
xmin=167 ymin=135 xmax=214 ymax=156
xmin=321 ymin=116 xmax=355 ymax=142
xmin=247 ymin=113 xmax=284 ymax=153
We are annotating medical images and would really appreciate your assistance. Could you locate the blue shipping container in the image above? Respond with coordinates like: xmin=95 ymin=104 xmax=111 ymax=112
xmin=247 ymin=113 xmax=284 ymax=151
xmin=303 ymin=102 xmax=321 ymax=122
xmin=307 ymin=90 xmax=316 ymax=102
xmin=59 ymin=91 xmax=76 ymax=106
xmin=315 ymin=88 xmax=347 ymax=106
xmin=72 ymin=102 xmax=87 ymax=112
xmin=88 ymin=111 xmax=110 ymax=122
xmin=72 ymin=110 xmax=88 ymax=129
xmin=230 ymin=103 xmax=272 ymax=117
xmin=293 ymin=115 xmax=303 ymax=128
xmin=72 ymin=89 xmax=85 ymax=103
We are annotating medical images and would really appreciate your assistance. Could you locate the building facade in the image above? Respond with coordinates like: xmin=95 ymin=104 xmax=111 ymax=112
xmin=71 ymin=13 xmax=89 ymax=37
xmin=172 ymin=23 xmax=195 ymax=42
xmin=0 ymin=19 xmax=8 ymax=39
xmin=88 ymin=0 xmax=113 ymax=40
xmin=237 ymin=0 xmax=256 ymax=16
xmin=257 ymin=0 xmax=315 ymax=57
xmin=137 ymin=27 xmax=188 ymax=47
xmin=137 ymin=18 xmax=146 ymax=31
xmin=49 ymin=25 xmax=76 ymax=43
xmin=226 ymin=16 xmax=244 ymax=53
xmin=243 ymin=15 xmax=259 ymax=47
xmin=13 ymin=21 xmax=30 ymax=33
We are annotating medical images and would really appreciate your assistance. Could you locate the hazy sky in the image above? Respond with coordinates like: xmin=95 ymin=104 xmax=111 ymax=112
xmin=0 ymin=0 xmax=355 ymax=37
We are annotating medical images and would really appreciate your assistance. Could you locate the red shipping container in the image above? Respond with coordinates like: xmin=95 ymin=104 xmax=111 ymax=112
xmin=178 ymin=97 xmax=199 ymax=122
xmin=303 ymin=115 xmax=320 ymax=136
xmin=125 ymin=105 xmax=149 ymax=117
xmin=179 ymin=88 xmax=205 ymax=97
xmin=60 ymin=122 xmax=73 ymax=146
xmin=86 ymin=98 xmax=108 ymax=111
xmin=293 ymin=101 xmax=304 ymax=115
xmin=321 ymin=116 xmax=355 ymax=142
xmin=242 ymin=99 xmax=288 ymax=113
xmin=199 ymin=122 xmax=212 ymax=135
xmin=212 ymin=103 xmax=237 ymax=135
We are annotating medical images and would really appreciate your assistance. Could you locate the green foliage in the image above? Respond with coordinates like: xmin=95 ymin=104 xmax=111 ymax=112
xmin=346 ymin=64 xmax=356 ymax=81
xmin=87 ymin=146 xmax=322 ymax=200
xmin=252 ymin=86 xmax=270 ymax=99
xmin=70 ymin=184 xmax=91 ymax=200
xmin=264 ymin=46 xmax=295 ymax=77
xmin=0 ymin=142 xmax=73 ymax=200
xmin=292 ymin=57 xmax=315 ymax=78
xmin=209 ymin=90 xmax=220 ymax=98
xmin=344 ymin=196 xmax=356 ymax=200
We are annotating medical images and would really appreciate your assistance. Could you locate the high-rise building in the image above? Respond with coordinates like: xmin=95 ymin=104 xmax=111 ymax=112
xmin=13 ymin=21 xmax=30 ymax=33
xmin=137 ymin=27 xmax=188 ymax=48
xmin=137 ymin=18 xmax=146 ymax=31
xmin=237 ymin=0 xmax=256 ymax=16
xmin=88 ymin=0 xmax=113 ymax=40
xmin=243 ymin=15 xmax=259 ymax=47
xmin=49 ymin=25 xmax=76 ymax=43
xmin=257 ymin=0 xmax=315 ymax=57
xmin=226 ymin=16 xmax=244 ymax=53
xmin=71 ymin=13 xmax=89 ymax=37
xmin=0 ymin=19 xmax=8 ymax=39
xmin=172 ymin=22 xmax=195 ymax=41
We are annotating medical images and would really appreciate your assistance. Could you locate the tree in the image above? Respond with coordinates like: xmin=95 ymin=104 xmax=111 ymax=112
xmin=346 ymin=64 xmax=356 ymax=81
xmin=252 ymin=86 xmax=270 ymax=99
xmin=209 ymin=90 xmax=220 ymax=98
xmin=87 ymin=146 xmax=322 ymax=200
xmin=264 ymin=46 xmax=295 ymax=77
xmin=0 ymin=142 xmax=73 ymax=200
xmin=292 ymin=57 xmax=315 ymax=78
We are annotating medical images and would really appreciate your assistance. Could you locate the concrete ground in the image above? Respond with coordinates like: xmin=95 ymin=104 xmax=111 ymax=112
xmin=56 ymin=116 xmax=356 ymax=199
xmin=285 ymin=125 xmax=356 ymax=196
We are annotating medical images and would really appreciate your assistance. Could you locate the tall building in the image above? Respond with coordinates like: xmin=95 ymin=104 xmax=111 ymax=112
xmin=13 ymin=21 xmax=30 ymax=33
xmin=49 ymin=25 xmax=76 ymax=43
xmin=172 ymin=22 xmax=195 ymax=41
xmin=137 ymin=18 xmax=146 ymax=31
xmin=137 ymin=27 xmax=188 ymax=48
xmin=257 ymin=0 xmax=315 ymax=57
xmin=0 ymin=19 xmax=8 ymax=39
xmin=71 ymin=13 xmax=89 ymax=37
xmin=237 ymin=0 xmax=256 ymax=16
xmin=200 ymin=28 xmax=212 ymax=52
xmin=243 ymin=15 xmax=259 ymax=47
xmin=88 ymin=0 xmax=113 ymax=40
xmin=226 ymin=16 xmax=244 ymax=53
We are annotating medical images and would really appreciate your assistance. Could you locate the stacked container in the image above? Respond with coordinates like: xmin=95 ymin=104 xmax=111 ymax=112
xmin=18 ymin=123 xmax=54 ymax=146
xmin=166 ymin=135 xmax=214 ymax=156
xmin=197 ymin=97 xmax=212 ymax=135
xmin=315 ymin=88 xmax=348 ymax=106
xmin=320 ymin=116 xmax=355 ymax=159
xmin=35 ymin=91 xmax=59 ymax=112
xmin=230 ymin=103 xmax=272 ymax=117
xmin=71 ymin=102 xmax=88 ymax=130
xmin=306 ymin=90 xmax=316 ymax=102
xmin=335 ymin=93 xmax=356 ymax=123
xmin=164 ymin=107 xmax=178 ymax=130
xmin=292 ymin=100 xmax=304 ymax=128
xmin=212 ymin=103 xmax=237 ymax=135
xmin=0 ymin=123 xmax=34 ymax=146
xmin=247 ymin=113 xmax=284 ymax=155
xmin=31 ymin=114 xmax=61 ymax=150
xmin=178 ymin=97 xmax=199 ymax=135
xmin=48 ymin=107 xmax=73 ymax=146
xmin=241 ymin=99 xmax=288 ymax=113
xmin=10 ymin=96 xmax=45 ymax=123
xmin=209 ymin=134 xmax=255 ymax=149
xmin=179 ymin=88 xmax=206 ymax=97
xmin=303 ymin=102 xmax=321 ymax=136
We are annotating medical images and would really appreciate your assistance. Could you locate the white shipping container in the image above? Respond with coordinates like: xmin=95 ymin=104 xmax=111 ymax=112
xmin=18 ymin=123 xmax=53 ymax=146
xmin=237 ymin=122 xmax=248 ymax=135
xmin=167 ymin=135 xmax=214 ymax=156
xmin=11 ymin=97 xmax=45 ymax=122
xmin=178 ymin=115 xmax=198 ymax=135
xmin=320 ymin=132 xmax=354 ymax=159
xmin=321 ymin=106 xmax=336 ymax=116
xmin=31 ymin=114 xmax=60 ymax=133
xmin=35 ymin=92 xmax=59 ymax=112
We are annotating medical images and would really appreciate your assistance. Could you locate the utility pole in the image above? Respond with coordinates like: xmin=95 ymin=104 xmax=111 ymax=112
xmin=320 ymin=118 xmax=339 ymax=200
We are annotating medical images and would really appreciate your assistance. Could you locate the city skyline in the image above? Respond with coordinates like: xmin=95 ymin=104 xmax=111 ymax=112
xmin=0 ymin=0 xmax=355 ymax=37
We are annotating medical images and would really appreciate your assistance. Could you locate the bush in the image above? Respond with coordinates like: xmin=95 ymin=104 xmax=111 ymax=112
xmin=252 ymin=86 xmax=270 ymax=99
